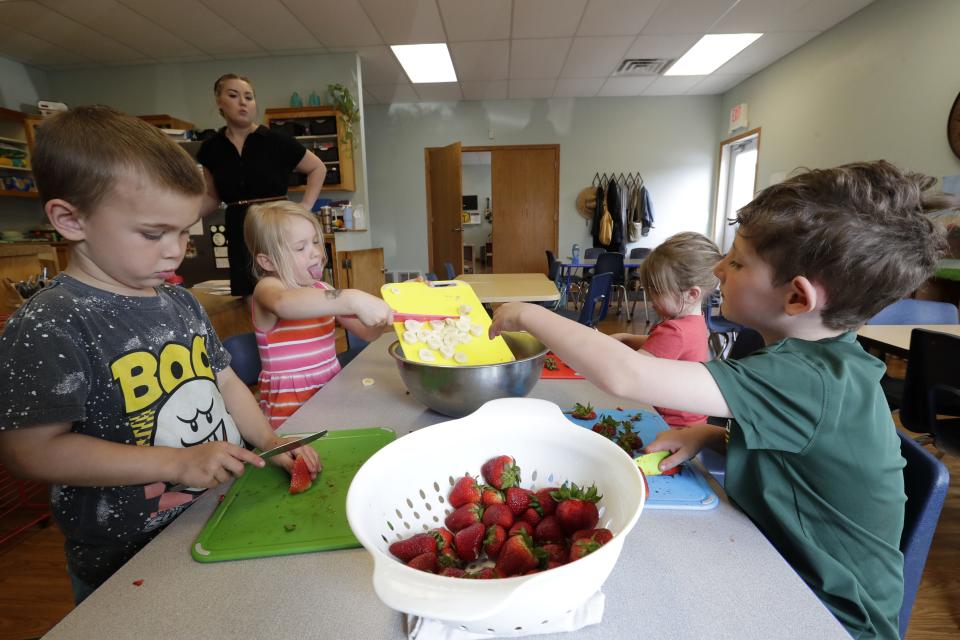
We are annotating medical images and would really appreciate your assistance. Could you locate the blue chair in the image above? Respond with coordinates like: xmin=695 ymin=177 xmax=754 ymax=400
xmin=580 ymin=246 xmax=605 ymax=280
xmin=866 ymin=299 xmax=959 ymax=325
xmin=547 ymin=250 xmax=582 ymax=308
xmin=337 ymin=331 xmax=369 ymax=368
xmin=704 ymin=292 xmax=744 ymax=358
xmin=223 ymin=333 xmax=261 ymax=386
xmin=556 ymin=272 xmax=612 ymax=328
xmin=589 ymin=252 xmax=627 ymax=320
xmin=898 ymin=430 xmax=950 ymax=639
xmin=443 ymin=261 xmax=456 ymax=280
xmin=626 ymin=247 xmax=651 ymax=324
xmin=425 ymin=272 xmax=438 ymax=281
xmin=898 ymin=328 xmax=960 ymax=455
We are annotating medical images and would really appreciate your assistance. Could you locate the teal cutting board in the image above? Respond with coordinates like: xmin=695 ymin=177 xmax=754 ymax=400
xmin=192 ymin=427 xmax=395 ymax=562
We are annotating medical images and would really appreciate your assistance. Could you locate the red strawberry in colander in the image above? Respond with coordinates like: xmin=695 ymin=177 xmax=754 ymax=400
xmin=407 ymin=551 xmax=438 ymax=573
xmin=444 ymin=503 xmax=484 ymax=532
xmin=480 ymin=485 xmax=505 ymax=506
xmin=448 ymin=475 xmax=481 ymax=508
xmin=388 ymin=533 xmax=437 ymax=563
xmin=454 ymin=522 xmax=486 ymax=563
xmin=505 ymin=487 xmax=535 ymax=516
xmin=481 ymin=455 xmax=520 ymax=490
xmin=481 ymin=503 xmax=514 ymax=529
xmin=483 ymin=524 xmax=507 ymax=560
xmin=495 ymin=530 xmax=542 ymax=577
xmin=552 ymin=482 xmax=601 ymax=535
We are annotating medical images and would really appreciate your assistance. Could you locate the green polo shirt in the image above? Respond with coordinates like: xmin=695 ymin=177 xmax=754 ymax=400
xmin=704 ymin=332 xmax=905 ymax=640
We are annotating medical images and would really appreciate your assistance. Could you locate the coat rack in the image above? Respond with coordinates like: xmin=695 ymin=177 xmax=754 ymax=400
xmin=591 ymin=171 xmax=644 ymax=188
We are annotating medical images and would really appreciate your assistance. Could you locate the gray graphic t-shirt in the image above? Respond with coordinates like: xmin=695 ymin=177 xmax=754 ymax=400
xmin=0 ymin=274 xmax=243 ymax=586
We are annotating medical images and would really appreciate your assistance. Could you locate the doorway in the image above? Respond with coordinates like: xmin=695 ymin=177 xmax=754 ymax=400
xmin=461 ymin=151 xmax=492 ymax=274
xmin=712 ymin=128 xmax=760 ymax=253
xmin=425 ymin=144 xmax=559 ymax=276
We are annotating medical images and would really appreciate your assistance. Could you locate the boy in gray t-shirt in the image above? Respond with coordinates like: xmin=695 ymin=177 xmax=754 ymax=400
xmin=0 ymin=106 xmax=319 ymax=603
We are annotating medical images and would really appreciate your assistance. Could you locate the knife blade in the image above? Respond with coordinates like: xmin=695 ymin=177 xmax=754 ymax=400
xmin=166 ymin=431 xmax=327 ymax=492
xmin=342 ymin=312 xmax=461 ymax=323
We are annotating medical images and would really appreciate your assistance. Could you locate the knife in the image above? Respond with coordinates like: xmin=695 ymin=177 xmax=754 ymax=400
xmin=166 ymin=431 xmax=327 ymax=493
xmin=343 ymin=312 xmax=461 ymax=323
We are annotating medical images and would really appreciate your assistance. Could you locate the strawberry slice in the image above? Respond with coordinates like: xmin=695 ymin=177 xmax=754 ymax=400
xmin=288 ymin=455 xmax=312 ymax=494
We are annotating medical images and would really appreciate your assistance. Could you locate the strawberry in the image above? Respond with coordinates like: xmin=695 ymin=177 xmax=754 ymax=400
xmin=467 ymin=567 xmax=499 ymax=579
xmin=480 ymin=485 xmax=505 ymax=506
xmin=483 ymin=524 xmax=507 ymax=559
xmin=539 ymin=542 xmax=568 ymax=565
xmin=505 ymin=487 xmax=535 ymax=516
xmin=481 ymin=503 xmax=515 ymax=529
xmin=389 ymin=533 xmax=437 ymax=562
xmin=496 ymin=531 xmax=542 ymax=577
xmin=520 ymin=507 xmax=542 ymax=527
xmin=568 ymin=538 xmax=602 ymax=562
xmin=571 ymin=402 xmax=597 ymax=420
xmin=616 ymin=428 xmax=643 ymax=453
xmin=449 ymin=475 xmax=481 ymax=508
xmin=552 ymin=482 xmax=601 ymax=534
xmin=481 ymin=455 xmax=520 ymax=490
xmin=407 ymin=551 xmax=438 ymax=573
xmin=454 ymin=522 xmax=486 ymax=563
xmin=438 ymin=545 xmax=462 ymax=568
xmin=534 ymin=515 xmax=564 ymax=543
xmin=591 ymin=415 xmax=619 ymax=439
xmin=288 ymin=455 xmax=312 ymax=494
xmin=534 ymin=488 xmax=558 ymax=516
xmin=571 ymin=528 xmax=614 ymax=545
xmin=430 ymin=527 xmax=454 ymax=551
xmin=439 ymin=567 xmax=467 ymax=578
xmin=508 ymin=521 xmax=533 ymax=537
xmin=444 ymin=503 xmax=484 ymax=532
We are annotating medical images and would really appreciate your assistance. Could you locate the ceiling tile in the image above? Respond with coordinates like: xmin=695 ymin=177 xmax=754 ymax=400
xmin=365 ymin=83 xmax=421 ymax=103
xmin=513 ymin=0 xmax=588 ymax=38
xmin=449 ymin=41 xmax=509 ymax=81
xmin=200 ymin=0 xmax=321 ymax=51
xmin=341 ymin=45 xmax=407 ymax=84
xmin=624 ymin=34 xmax=699 ymax=59
xmin=413 ymin=82 xmax=463 ymax=102
xmin=641 ymin=0 xmax=738 ymax=35
xmin=282 ymin=0 xmax=382 ymax=48
xmin=508 ymin=78 xmax=557 ymax=99
xmin=714 ymin=31 xmax=818 ymax=75
xmin=119 ymin=0 xmax=263 ymax=56
xmin=784 ymin=0 xmax=874 ymax=32
xmin=709 ymin=0 xmax=809 ymax=33
xmin=0 ymin=21 xmax=94 ymax=68
xmin=597 ymin=75 xmax=655 ymax=96
xmin=641 ymin=75 xmax=705 ymax=95
xmin=560 ymin=36 xmax=633 ymax=77
xmin=685 ymin=73 xmax=750 ymax=94
xmin=39 ymin=0 xmax=202 ymax=60
xmin=438 ymin=0 xmax=511 ymax=42
xmin=554 ymin=77 xmax=604 ymax=97
xmin=509 ymin=38 xmax=571 ymax=79
xmin=460 ymin=80 xmax=508 ymax=101
xmin=360 ymin=0 xmax=445 ymax=45
xmin=576 ymin=0 xmax=659 ymax=37
xmin=0 ymin=1 xmax=150 ymax=63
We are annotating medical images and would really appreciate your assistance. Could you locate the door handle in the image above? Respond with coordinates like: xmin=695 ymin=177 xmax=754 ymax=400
xmin=451 ymin=227 xmax=463 ymax=232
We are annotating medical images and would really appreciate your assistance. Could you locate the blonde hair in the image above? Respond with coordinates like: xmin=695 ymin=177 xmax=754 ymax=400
xmin=33 ymin=105 xmax=204 ymax=212
xmin=639 ymin=232 xmax=722 ymax=317
xmin=214 ymin=73 xmax=254 ymax=97
xmin=244 ymin=201 xmax=327 ymax=289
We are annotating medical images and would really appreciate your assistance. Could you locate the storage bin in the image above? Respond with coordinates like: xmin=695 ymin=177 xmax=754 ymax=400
xmin=269 ymin=120 xmax=306 ymax=137
xmin=323 ymin=164 xmax=341 ymax=185
xmin=307 ymin=117 xmax=338 ymax=136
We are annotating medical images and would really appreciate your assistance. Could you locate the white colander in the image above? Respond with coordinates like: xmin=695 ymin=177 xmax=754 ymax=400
xmin=346 ymin=398 xmax=646 ymax=635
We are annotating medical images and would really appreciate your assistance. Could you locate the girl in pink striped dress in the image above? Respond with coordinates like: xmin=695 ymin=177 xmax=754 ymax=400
xmin=244 ymin=202 xmax=393 ymax=428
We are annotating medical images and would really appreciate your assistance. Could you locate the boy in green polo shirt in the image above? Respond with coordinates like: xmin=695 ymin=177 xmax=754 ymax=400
xmin=489 ymin=160 xmax=949 ymax=639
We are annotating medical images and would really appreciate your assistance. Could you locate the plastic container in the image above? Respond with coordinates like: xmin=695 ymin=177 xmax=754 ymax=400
xmin=572 ymin=243 xmax=580 ymax=264
xmin=346 ymin=398 xmax=646 ymax=634
xmin=352 ymin=205 xmax=366 ymax=230
xmin=342 ymin=205 xmax=354 ymax=230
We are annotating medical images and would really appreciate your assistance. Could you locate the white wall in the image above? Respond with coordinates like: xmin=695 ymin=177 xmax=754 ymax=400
xmin=365 ymin=96 xmax=720 ymax=274
xmin=720 ymin=0 xmax=960 ymax=190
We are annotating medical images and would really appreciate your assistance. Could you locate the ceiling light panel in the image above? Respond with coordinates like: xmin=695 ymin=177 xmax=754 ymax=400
xmin=391 ymin=43 xmax=458 ymax=83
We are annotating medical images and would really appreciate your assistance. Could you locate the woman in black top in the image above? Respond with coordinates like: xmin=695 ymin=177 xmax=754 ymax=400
xmin=198 ymin=73 xmax=326 ymax=296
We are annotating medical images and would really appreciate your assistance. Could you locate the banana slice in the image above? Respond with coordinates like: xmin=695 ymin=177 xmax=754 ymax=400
xmin=458 ymin=332 xmax=472 ymax=344
xmin=402 ymin=330 xmax=417 ymax=344
xmin=458 ymin=304 xmax=473 ymax=315
xmin=404 ymin=319 xmax=422 ymax=332
xmin=469 ymin=324 xmax=484 ymax=337
xmin=419 ymin=348 xmax=436 ymax=362
xmin=426 ymin=334 xmax=442 ymax=349
xmin=454 ymin=352 xmax=468 ymax=364
xmin=439 ymin=344 xmax=455 ymax=359
xmin=456 ymin=317 xmax=472 ymax=331
xmin=429 ymin=320 xmax=444 ymax=330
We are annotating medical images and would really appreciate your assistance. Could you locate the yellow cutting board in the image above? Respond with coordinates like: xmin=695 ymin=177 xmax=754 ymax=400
xmin=381 ymin=281 xmax=515 ymax=365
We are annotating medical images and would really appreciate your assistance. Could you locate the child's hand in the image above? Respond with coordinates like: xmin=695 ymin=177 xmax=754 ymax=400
xmin=488 ymin=302 xmax=532 ymax=338
xmin=264 ymin=436 xmax=322 ymax=480
xmin=347 ymin=290 xmax=393 ymax=327
xmin=173 ymin=442 xmax=265 ymax=489
xmin=645 ymin=424 xmax=718 ymax=473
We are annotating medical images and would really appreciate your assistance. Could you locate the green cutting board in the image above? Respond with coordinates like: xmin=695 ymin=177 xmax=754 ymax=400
xmin=192 ymin=427 xmax=395 ymax=563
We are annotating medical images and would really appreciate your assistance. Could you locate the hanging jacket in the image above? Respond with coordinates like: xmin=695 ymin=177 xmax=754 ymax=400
xmin=590 ymin=185 xmax=604 ymax=247
xmin=605 ymin=180 xmax=623 ymax=252
xmin=639 ymin=185 xmax=655 ymax=236
xmin=627 ymin=183 xmax=641 ymax=242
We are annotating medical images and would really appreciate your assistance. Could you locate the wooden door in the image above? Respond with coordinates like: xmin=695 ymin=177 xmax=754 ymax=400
xmin=425 ymin=142 xmax=463 ymax=277
xmin=342 ymin=248 xmax=385 ymax=297
xmin=491 ymin=147 xmax=559 ymax=274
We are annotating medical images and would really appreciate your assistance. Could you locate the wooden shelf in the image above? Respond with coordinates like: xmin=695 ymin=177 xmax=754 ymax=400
xmin=0 ymin=189 xmax=38 ymax=199
xmin=0 ymin=165 xmax=31 ymax=172
xmin=265 ymin=106 xmax=354 ymax=192
xmin=0 ymin=136 xmax=27 ymax=146
xmin=295 ymin=134 xmax=338 ymax=140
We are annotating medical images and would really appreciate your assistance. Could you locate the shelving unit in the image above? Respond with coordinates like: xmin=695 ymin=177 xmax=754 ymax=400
xmin=0 ymin=108 xmax=38 ymax=199
xmin=264 ymin=107 xmax=355 ymax=192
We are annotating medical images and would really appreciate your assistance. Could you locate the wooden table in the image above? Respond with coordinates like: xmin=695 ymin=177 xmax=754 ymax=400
xmin=857 ymin=324 xmax=960 ymax=357
xmin=44 ymin=335 xmax=848 ymax=639
xmin=457 ymin=272 xmax=560 ymax=303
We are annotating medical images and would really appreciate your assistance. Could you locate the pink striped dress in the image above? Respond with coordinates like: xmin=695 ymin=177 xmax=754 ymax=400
xmin=254 ymin=282 xmax=342 ymax=429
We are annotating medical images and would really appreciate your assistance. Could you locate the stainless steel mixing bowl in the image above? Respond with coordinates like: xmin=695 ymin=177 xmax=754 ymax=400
xmin=388 ymin=331 xmax=549 ymax=417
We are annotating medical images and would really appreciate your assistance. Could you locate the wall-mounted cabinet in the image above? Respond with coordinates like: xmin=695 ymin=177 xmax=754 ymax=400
xmin=264 ymin=107 xmax=355 ymax=192
xmin=323 ymin=233 xmax=384 ymax=296
xmin=0 ymin=108 xmax=38 ymax=199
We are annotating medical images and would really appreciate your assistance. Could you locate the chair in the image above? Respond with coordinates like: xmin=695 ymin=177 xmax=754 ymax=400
xmin=580 ymin=247 xmax=605 ymax=280
xmin=223 ymin=333 xmax=261 ymax=386
xmin=898 ymin=328 xmax=960 ymax=455
xmin=898 ymin=430 xmax=950 ymax=639
xmin=555 ymin=272 xmax=612 ymax=328
xmin=425 ymin=272 xmax=438 ymax=281
xmin=590 ymin=252 xmax=628 ymax=321
xmin=626 ymin=247 xmax=652 ymax=324
xmin=337 ymin=331 xmax=369 ymax=368
xmin=443 ymin=261 xmax=456 ymax=280
xmin=546 ymin=250 xmax=582 ymax=309
xmin=867 ymin=300 xmax=960 ymax=410
xmin=704 ymin=292 xmax=744 ymax=359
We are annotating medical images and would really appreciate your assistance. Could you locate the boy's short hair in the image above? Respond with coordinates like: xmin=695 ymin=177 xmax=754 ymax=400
xmin=244 ymin=201 xmax=327 ymax=290
xmin=33 ymin=105 xmax=204 ymax=213
xmin=639 ymin=232 xmax=721 ymax=311
xmin=735 ymin=160 xmax=951 ymax=330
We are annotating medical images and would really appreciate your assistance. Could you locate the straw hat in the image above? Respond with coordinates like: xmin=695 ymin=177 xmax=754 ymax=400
xmin=575 ymin=186 xmax=596 ymax=219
